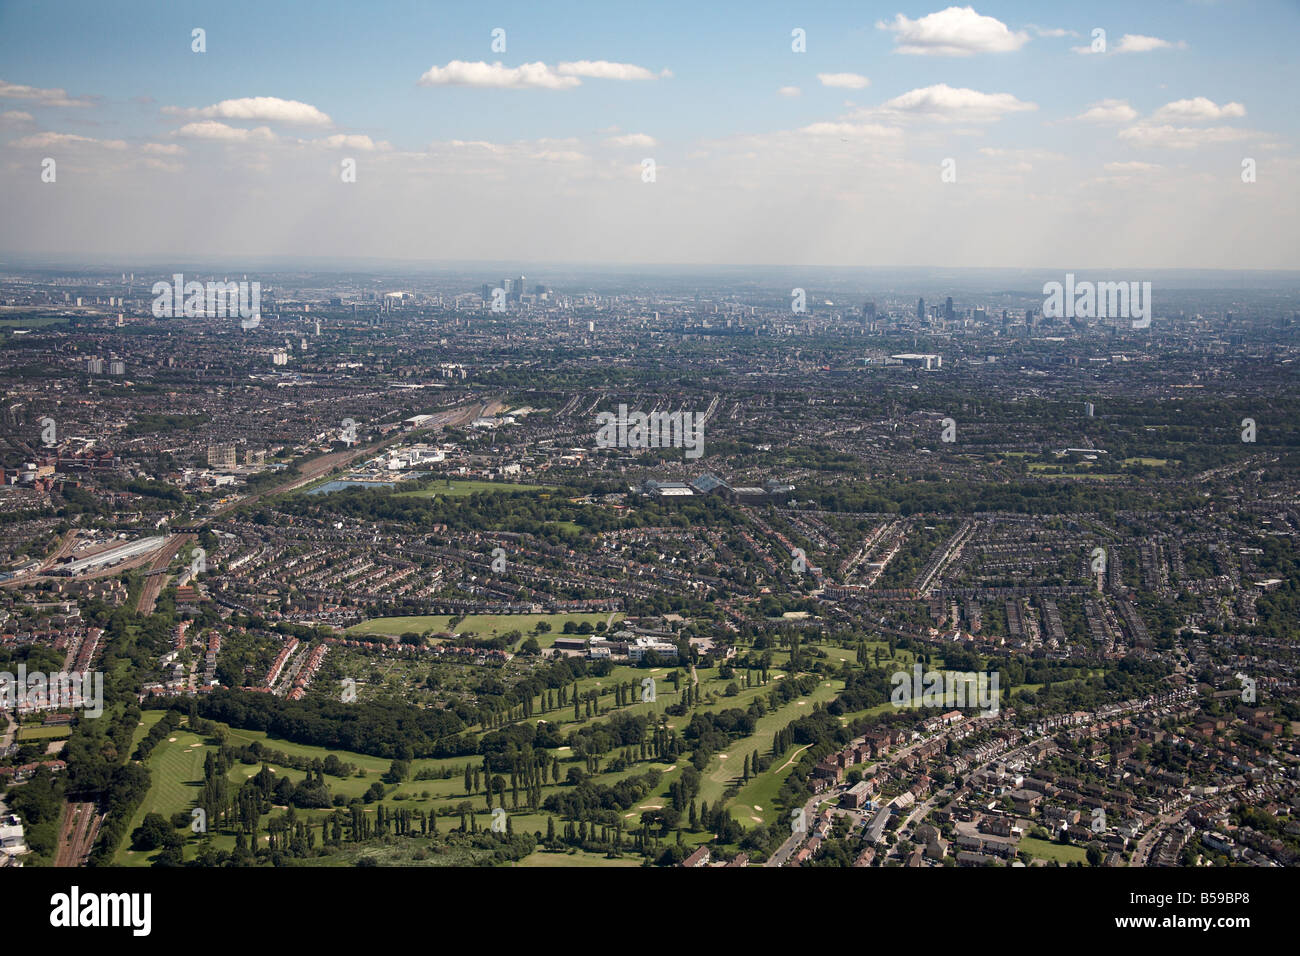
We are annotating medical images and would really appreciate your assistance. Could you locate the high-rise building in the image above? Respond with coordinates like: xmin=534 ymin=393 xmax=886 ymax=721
xmin=916 ymin=298 xmax=925 ymax=320
xmin=207 ymin=443 xmax=237 ymax=469
xmin=86 ymin=357 xmax=104 ymax=374
xmin=944 ymin=297 xmax=954 ymax=321
xmin=109 ymin=359 xmax=125 ymax=376
xmin=862 ymin=301 xmax=876 ymax=321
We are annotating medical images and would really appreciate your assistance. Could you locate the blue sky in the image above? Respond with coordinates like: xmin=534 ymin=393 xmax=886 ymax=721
xmin=1 ymin=1 xmax=1297 ymax=267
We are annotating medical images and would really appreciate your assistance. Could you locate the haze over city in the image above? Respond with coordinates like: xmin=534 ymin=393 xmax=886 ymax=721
xmin=2 ymin=0 xmax=1298 ymax=268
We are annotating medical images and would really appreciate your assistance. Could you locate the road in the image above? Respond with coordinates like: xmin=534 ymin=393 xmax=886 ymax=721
xmin=1131 ymin=807 xmax=1190 ymax=866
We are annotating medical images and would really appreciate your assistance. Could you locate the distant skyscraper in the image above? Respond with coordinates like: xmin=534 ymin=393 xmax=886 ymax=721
xmin=863 ymin=301 xmax=876 ymax=321
xmin=917 ymin=298 xmax=925 ymax=320
xmin=1085 ymin=402 xmax=1095 ymax=418
xmin=944 ymin=297 xmax=954 ymax=321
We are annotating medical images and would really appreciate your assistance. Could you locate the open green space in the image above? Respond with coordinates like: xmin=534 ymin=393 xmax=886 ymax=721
xmin=1018 ymin=836 xmax=1089 ymax=864
xmin=394 ymin=480 xmax=555 ymax=498
xmin=346 ymin=611 xmax=620 ymax=641
xmin=16 ymin=724 xmax=72 ymax=741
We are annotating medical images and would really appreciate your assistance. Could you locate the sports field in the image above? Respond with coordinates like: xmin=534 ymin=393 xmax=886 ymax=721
xmin=346 ymin=611 xmax=620 ymax=641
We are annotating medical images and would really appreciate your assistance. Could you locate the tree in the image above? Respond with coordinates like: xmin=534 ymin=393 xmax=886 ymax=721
xmin=131 ymin=813 xmax=179 ymax=851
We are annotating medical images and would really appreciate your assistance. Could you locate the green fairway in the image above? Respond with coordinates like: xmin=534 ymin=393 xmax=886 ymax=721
xmin=116 ymin=728 xmax=214 ymax=866
xmin=697 ymin=678 xmax=843 ymax=812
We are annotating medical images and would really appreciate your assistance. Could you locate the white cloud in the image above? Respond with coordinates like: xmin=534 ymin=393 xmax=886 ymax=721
xmin=1030 ymin=26 xmax=1076 ymax=38
xmin=8 ymin=131 xmax=125 ymax=149
xmin=1151 ymin=97 xmax=1245 ymax=123
xmin=313 ymin=133 xmax=389 ymax=151
xmin=877 ymin=6 xmax=1030 ymax=56
xmin=1 ymin=110 xmax=35 ymax=124
xmin=555 ymin=61 xmax=668 ymax=81
xmin=1116 ymin=34 xmax=1186 ymax=53
xmin=174 ymin=121 xmax=277 ymax=142
xmin=163 ymin=96 xmax=332 ymax=127
xmin=1075 ymin=99 xmax=1138 ymax=124
xmin=0 ymin=79 xmax=92 ymax=108
xmin=799 ymin=121 xmax=902 ymax=142
xmin=818 ymin=72 xmax=870 ymax=90
xmin=531 ymin=148 xmax=588 ymax=163
xmin=979 ymin=147 xmax=1064 ymax=162
xmin=1103 ymin=161 xmax=1162 ymax=173
xmin=418 ymin=61 xmax=581 ymax=90
xmin=141 ymin=142 xmax=185 ymax=156
xmin=871 ymin=83 xmax=1036 ymax=122
xmin=1118 ymin=124 xmax=1251 ymax=149
xmin=606 ymin=133 xmax=657 ymax=148
xmin=777 ymin=86 xmax=801 ymax=97
xmin=447 ymin=139 xmax=507 ymax=153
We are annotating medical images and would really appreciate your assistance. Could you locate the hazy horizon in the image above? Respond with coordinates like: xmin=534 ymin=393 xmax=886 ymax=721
xmin=2 ymin=0 xmax=1298 ymax=269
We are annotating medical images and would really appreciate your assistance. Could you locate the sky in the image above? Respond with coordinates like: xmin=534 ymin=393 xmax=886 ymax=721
xmin=0 ymin=0 xmax=1297 ymax=270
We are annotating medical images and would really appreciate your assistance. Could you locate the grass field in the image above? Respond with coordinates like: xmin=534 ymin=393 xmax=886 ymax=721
xmin=394 ymin=480 xmax=555 ymax=498
xmin=1018 ymin=836 xmax=1089 ymax=864
xmin=509 ymin=848 xmax=643 ymax=867
xmin=346 ymin=611 xmax=620 ymax=642
xmin=16 ymin=724 xmax=72 ymax=740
